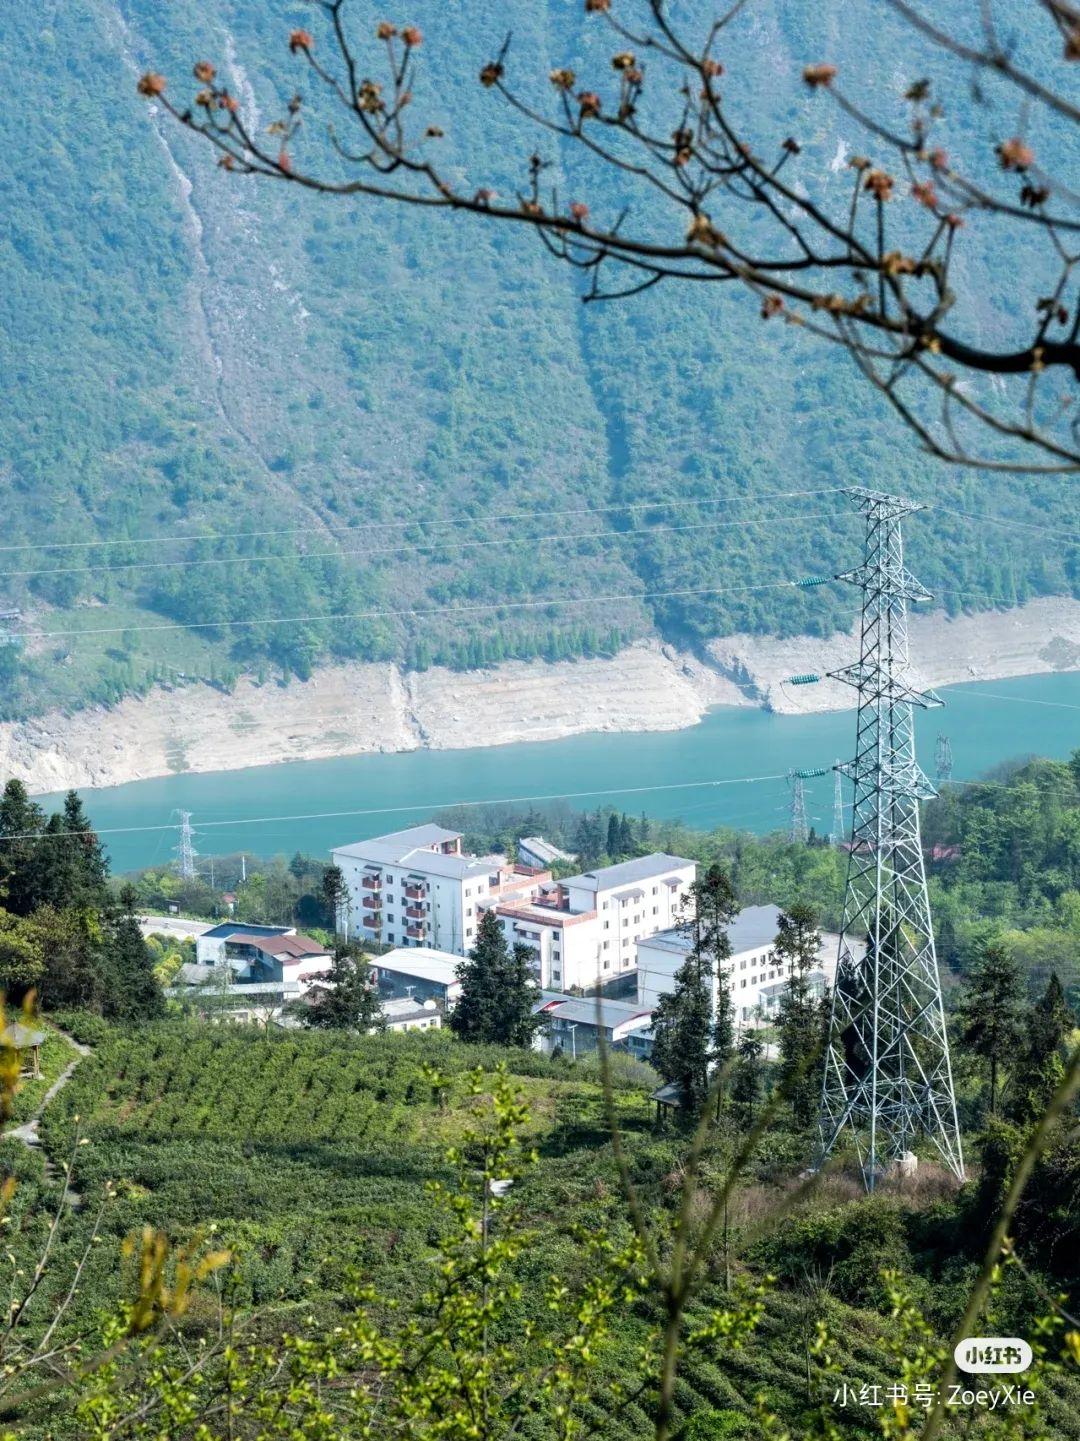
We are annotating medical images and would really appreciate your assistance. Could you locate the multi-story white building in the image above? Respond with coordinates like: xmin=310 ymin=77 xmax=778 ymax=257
xmin=490 ymin=852 xmax=696 ymax=992
xmin=331 ymin=824 xmax=548 ymax=954
xmin=636 ymin=903 xmax=841 ymax=1028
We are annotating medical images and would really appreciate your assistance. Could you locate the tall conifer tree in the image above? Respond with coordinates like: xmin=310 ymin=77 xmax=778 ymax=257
xmin=774 ymin=903 xmax=825 ymax=1129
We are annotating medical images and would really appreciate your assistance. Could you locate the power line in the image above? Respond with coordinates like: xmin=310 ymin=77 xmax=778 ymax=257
xmin=0 ymin=771 xmax=792 ymax=843
xmin=956 ymin=687 xmax=1080 ymax=713
xmin=3 ymin=765 xmax=1074 ymax=848
xmin=933 ymin=504 xmax=1080 ymax=546
xmin=3 ymin=510 xmax=848 ymax=581
xmin=18 ymin=579 xmax=813 ymax=642
xmin=0 ymin=486 xmax=846 ymax=556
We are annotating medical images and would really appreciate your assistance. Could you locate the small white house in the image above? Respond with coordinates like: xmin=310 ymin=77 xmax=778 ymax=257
xmin=382 ymin=997 xmax=442 ymax=1033
xmin=518 ymin=836 xmax=576 ymax=869
xmin=533 ymin=993 xmax=654 ymax=1057
xmin=636 ymin=904 xmax=841 ymax=1029
xmin=372 ymin=946 xmax=463 ymax=1010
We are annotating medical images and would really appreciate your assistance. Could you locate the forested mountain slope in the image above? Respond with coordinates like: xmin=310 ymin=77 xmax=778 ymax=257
xmin=2 ymin=0 xmax=1077 ymax=720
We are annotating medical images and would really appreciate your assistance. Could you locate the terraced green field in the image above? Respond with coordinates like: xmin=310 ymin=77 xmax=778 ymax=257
xmin=19 ymin=1022 xmax=1080 ymax=1438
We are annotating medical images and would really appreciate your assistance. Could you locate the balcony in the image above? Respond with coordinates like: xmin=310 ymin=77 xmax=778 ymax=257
xmin=361 ymin=874 xmax=382 ymax=892
xmin=405 ymin=904 xmax=426 ymax=920
xmin=362 ymin=894 xmax=382 ymax=913
xmin=406 ymin=923 xmax=424 ymax=939
xmin=403 ymin=882 xmax=426 ymax=901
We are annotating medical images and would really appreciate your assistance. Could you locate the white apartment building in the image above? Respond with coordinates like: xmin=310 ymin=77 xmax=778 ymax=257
xmin=636 ymin=903 xmax=841 ymax=1028
xmin=491 ymin=852 xmax=696 ymax=992
xmin=331 ymin=824 xmax=549 ymax=955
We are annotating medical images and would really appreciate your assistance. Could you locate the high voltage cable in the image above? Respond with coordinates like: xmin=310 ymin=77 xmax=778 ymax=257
xmin=2 ymin=489 xmax=1075 ymax=562
xmin=957 ymin=687 xmax=1080 ymax=712
xmin=933 ymin=505 xmax=1080 ymax=545
xmin=16 ymin=580 xmax=807 ymax=642
xmin=0 ymin=486 xmax=845 ymax=556
xmin=2 ymin=767 xmax=1072 ymax=847
xmin=22 ymin=578 xmax=1071 ymax=647
xmin=4 ymin=510 xmax=847 ymax=581
xmin=0 ymin=772 xmax=792 ymax=843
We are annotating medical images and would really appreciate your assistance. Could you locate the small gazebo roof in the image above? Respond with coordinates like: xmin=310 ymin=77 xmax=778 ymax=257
xmin=651 ymin=1081 xmax=686 ymax=1109
xmin=0 ymin=1023 xmax=46 ymax=1050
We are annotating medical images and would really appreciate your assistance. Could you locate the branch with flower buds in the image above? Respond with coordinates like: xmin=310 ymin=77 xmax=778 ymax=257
xmin=140 ymin=0 xmax=1080 ymax=472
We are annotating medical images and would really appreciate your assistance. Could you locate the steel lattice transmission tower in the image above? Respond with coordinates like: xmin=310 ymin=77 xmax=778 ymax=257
xmin=787 ymin=769 xmax=809 ymax=844
xmin=831 ymin=762 xmax=845 ymax=847
xmin=817 ymin=489 xmax=963 ymax=1191
xmin=935 ymin=733 xmax=954 ymax=783
xmin=174 ymin=810 xmax=198 ymax=881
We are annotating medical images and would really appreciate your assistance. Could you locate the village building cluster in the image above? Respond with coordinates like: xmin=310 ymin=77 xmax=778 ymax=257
xmin=161 ymin=822 xmax=838 ymax=1052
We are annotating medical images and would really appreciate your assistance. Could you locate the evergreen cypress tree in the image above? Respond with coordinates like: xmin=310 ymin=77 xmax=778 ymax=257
xmin=103 ymin=885 xmax=164 ymax=1021
xmin=957 ymin=939 xmax=1026 ymax=1116
xmin=690 ymin=865 xmax=739 ymax=1079
xmin=0 ymin=780 xmax=46 ymax=917
xmin=451 ymin=910 xmax=542 ymax=1047
xmin=731 ymin=1030 xmax=764 ymax=1126
xmin=774 ymin=903 xmax=825 ymax=1129
xmin=62 ymin=790 xmax=109 ymax=905
xmin=322 ymin=864 xmax=350 ymax=936
xmin=651 ymin=865 xmax=739 ymax=1112
xmin=618 ymin=814 xmax=635 ymax=855
xmin=650 ymin=954 xmax=714 ymax=1112
xmin=306 ymin=944 xmax=384 ymax=1032
xmin=1009 ymin=972 xmax=1075 ymax=1122
xmin=605 ymin=813 xmax=620 ymax=859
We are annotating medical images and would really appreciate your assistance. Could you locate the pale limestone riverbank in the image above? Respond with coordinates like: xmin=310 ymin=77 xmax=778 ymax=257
xmin=2 ymin=599 xmax=1078 ymax=795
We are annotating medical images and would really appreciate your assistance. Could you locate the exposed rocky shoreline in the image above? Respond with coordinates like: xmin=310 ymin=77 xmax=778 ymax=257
xmin=2 ymin=597 xmax=1077 ymax=795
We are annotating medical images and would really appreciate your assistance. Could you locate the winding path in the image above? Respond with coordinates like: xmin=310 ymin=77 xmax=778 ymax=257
xmin=7 ymin=1031 xmax=91 ymax=1149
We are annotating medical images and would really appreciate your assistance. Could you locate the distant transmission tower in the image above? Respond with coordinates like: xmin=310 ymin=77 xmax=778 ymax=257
xmin=935 ymin=733 xmax=954 ymax=783
xmin=174 ymin=811 xmax=198 ymax=881
xmin=817 ymin=489 xmax=963 ymax=1192
xmin=787 ymin=770 xmax=809 ymax=844
xmin=0 ymin=610 xmax=21 ymax=649
xmin=830 ymin=762 xmax=845 ymax=847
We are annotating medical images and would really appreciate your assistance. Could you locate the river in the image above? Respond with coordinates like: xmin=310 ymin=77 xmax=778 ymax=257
xmin=38 ymin=670 xmax=1080 ymax=874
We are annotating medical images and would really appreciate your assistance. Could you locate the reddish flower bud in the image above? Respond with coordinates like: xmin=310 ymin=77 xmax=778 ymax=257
xmin=193 ymin=61 xmax=216 ymax=83
xmin=137 ymin=72 xmax=167 ymax=97
xmin=289 ymin=29 xmax=313 ymax=54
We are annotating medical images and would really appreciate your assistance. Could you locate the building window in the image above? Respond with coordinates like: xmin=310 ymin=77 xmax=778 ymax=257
xmin=466 ymin=927 xmax=473 ymax=938
xmin=465 ymin=906 xmax=473 ymax=918
xmin=387 ymin=874 xmax=394 ymax=883
xmin=465 ymin=888 xmax=471 ymax=897
xmin=388 ymin=933 xmax=395 ymax=942
xmin=652 ymin=885 xmax=657 ymax=895
xmin=604 ymin=920 xmax=610 ymax=930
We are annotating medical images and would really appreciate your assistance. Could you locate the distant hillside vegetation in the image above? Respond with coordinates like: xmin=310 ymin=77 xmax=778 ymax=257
xmin=2 ymin=0 xmax=1077 ymax=720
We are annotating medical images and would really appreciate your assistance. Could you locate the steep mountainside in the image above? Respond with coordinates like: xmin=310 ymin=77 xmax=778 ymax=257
xmin=2 ymin=0 xmax=1077 ymax=722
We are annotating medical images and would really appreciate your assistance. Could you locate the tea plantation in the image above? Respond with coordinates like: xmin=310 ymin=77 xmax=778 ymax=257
xmin=8 ymin=1021 xmax=1080 ymax=1438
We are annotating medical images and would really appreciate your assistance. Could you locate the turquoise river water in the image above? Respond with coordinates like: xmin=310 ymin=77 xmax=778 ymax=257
xmin=37 ymin=670 xmax=1080 ymax=874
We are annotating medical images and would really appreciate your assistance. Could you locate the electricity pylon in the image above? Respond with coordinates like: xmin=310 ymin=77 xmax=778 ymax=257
xmin=935 ymin=733 xmax=953 ymax=783
xmin=831 ymin=762 xmax=845 ymax=847
xmin=817 ymin=489 xmax=963 ymax=1192
xmin=787 ymin=769 xmax=809 ymax=844
xmin=174 ymin=810 xmax=198 ymax=881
